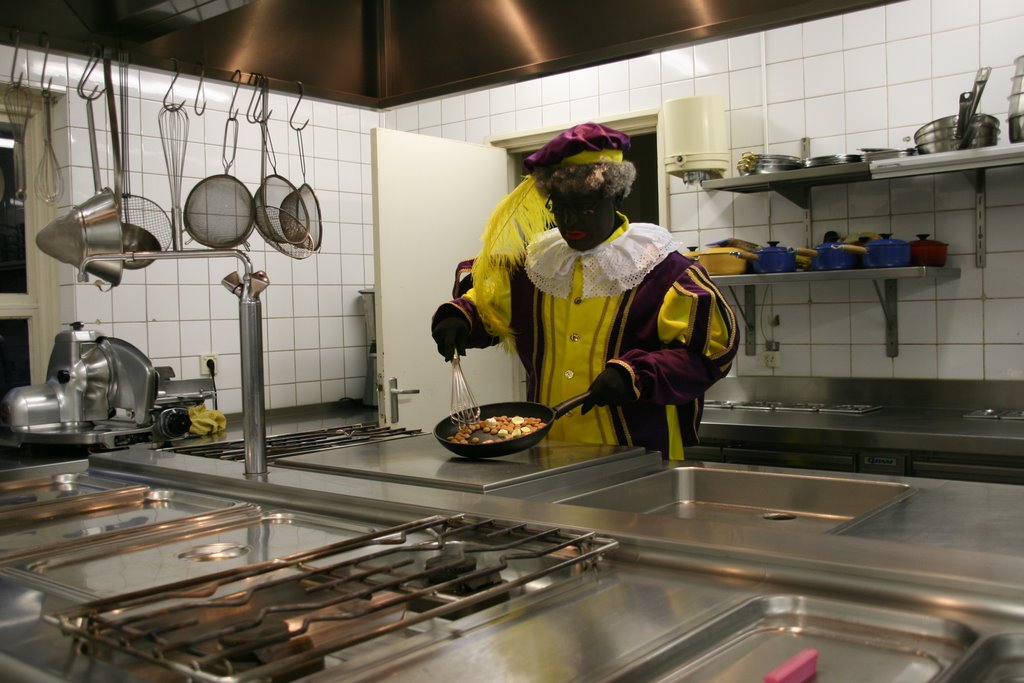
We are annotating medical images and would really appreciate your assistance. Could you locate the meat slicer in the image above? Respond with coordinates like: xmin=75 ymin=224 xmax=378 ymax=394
xmin=0 ymin=323 xmax=164 ymax=449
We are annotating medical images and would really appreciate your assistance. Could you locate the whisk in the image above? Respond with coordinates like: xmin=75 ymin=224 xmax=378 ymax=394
xmin=4 ymin=80 xmax=33 ymax=201
xmin=159 ymin=61 xmax=189 ymax=250
xmin=449 ymin=351 xmax=480 ymax=426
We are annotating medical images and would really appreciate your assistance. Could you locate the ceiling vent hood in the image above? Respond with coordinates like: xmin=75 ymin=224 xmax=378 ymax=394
xmin=3 ymin=0 xmax=891 ymax=108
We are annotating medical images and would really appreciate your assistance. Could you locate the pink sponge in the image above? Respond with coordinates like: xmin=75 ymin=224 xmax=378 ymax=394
xmin=763 ymin=648 xmax=819 ymax=683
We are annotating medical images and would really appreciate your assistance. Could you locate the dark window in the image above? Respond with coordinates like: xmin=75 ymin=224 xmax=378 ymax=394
xmin=0 ymin=124 xmax=27 ymax=294
xmin=0 ymin=318 xmax=30 ymax=397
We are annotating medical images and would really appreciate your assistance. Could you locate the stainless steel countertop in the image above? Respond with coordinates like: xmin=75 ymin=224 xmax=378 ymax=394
xmin=273 ymin=434 xmax=659 ymax=498
xmin=6 ymin=425 xmax=1024 ymax=681
xmin=699 ymin=405 xmax=1024 ymax=455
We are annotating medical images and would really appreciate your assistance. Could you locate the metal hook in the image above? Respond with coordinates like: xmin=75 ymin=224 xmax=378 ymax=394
xmin=227 ymin=69 xmax=243 ymax=119
xmin=245 ymin=73 xmax=271 ymax=124
xmin=9 ymin=27 xmax=24 ymax=86
xmin=289 ymin=81 xmax=309 ymax=131
xmin=162 ymin=58 xmax=186 ymax=111
xmin=38 ymin=33 xmax=53 ymax=93
xmin=76 ymin=45 xmax=103 ymax=100
xmin=193 ymin=62 xmax=207 ymax=116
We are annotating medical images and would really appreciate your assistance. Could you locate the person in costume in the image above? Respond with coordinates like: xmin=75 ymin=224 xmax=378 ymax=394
xmin=430 ymin=122 xmax=738 ymax=460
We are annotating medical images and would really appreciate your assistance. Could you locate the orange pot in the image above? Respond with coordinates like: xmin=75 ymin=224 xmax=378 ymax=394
xmin=694 ymin=247 xmax=758 ymax=275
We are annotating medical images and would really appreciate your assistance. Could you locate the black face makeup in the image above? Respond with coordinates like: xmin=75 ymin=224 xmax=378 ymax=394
xmin=548 ymin=191 xmax=620 ymax=252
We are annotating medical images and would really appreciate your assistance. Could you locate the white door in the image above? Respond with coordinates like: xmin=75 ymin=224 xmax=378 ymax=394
xmin=371 ymin=128 xmax=521 ymax=430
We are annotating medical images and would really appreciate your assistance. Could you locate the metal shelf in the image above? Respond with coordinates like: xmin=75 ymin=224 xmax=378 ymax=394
xmin=711 ymin=266 xmax=960 ymax=286
xmin=702 ymin=145 xmax=1024 ymax=268
xmin=715 ymin=267 xmax=961 ymax=359
xmin=702 ymin=162 xmax=871 ymax=208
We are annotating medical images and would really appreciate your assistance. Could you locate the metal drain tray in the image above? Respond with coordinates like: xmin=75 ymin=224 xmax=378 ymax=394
xmin=613 ymin=594 xmax=975 ymax=682
xmin=935 ymin=633 xmax=1024 ymax=682
xmin=0 ymin=487 xmax=257 ymax=565
xmin=0 ymin=473 xmax=146 ymax=516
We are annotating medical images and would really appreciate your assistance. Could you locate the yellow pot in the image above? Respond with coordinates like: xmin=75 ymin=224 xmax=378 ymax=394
xmin=694 ymin=247 xmax=758 ymax=275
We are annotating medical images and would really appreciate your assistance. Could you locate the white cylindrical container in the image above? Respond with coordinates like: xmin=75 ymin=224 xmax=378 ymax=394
xmin=662 ymin=95 xmax=730 ymax=183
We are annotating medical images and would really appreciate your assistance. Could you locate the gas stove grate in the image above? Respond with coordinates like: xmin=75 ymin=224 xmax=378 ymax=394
xmin=50 ymin=514 xmax=618 ymax=683
xmin=166 ymin=423 xmax=423 ymax=460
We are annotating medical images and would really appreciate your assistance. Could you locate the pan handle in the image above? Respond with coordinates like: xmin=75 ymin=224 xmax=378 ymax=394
xmin=552 ymin=392 xmax=590 ymax=419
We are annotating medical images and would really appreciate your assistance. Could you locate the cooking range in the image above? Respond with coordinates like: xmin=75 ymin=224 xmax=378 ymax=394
xmin=169 ymin=423 xmax=423 ymax=460
xmin=44 ymin=513 xmax=616 ymax=683
xmin=704 ymin=400 xmax=883 ymax=415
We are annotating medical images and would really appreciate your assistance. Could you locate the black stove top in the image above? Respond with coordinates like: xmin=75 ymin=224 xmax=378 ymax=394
xmin=704 ymin=400 xmax=883 ymax=415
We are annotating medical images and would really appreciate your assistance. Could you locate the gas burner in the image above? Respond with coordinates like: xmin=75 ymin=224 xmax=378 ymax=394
xmin=703 ymin=400 xmax=735 ymax=409
xmin=818 ymin=404 xmax=883 ymax=415
xmin=732 ymin=401 xmax=782 ymax=411
xmin=166 ymin=423 xmax=423 ymax=460
xmin=773 ymin=403 xmax=826 ymax=413
xmin=963 ymin=409 xmax=1024 ymax=420
xmin=49 ymin=515 xmax=618 ymax=683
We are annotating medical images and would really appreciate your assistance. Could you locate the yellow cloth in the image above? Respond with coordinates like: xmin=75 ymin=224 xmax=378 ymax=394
xmin=188 ymin=404 xmax=227 ymax=436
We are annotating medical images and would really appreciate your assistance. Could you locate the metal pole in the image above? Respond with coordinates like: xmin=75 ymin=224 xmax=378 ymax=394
xmin=80 ymin=249 xmax=269 ymax=475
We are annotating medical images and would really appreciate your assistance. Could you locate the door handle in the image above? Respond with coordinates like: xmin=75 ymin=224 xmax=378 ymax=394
xmin=388 ymin=377 xmax=420 ymax=423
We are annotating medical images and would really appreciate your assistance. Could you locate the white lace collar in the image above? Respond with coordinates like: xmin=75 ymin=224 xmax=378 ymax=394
xmin=524 ymin=221 xmax=677 ymax=299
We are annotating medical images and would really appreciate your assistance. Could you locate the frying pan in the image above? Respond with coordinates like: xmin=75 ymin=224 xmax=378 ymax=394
xmin=433 ymin=392 xmax=589 ymax=459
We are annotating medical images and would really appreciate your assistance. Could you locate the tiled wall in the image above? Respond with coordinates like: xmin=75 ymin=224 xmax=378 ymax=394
xmin=9 ymin=0 xmax=1024 ymax=414
xmin=5 ymin=48 xmax=382 ymax=414
xmin=384 ymin=0 xmax=1024 ymax=382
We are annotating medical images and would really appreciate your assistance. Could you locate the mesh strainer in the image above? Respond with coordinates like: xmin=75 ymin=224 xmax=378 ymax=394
xmin=253 ymin=120 xmax=308 ymax=246
xmin=183 ymin=72 xmax=255 ymax=249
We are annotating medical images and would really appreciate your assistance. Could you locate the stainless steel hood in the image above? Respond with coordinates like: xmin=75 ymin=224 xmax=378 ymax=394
xmin=3 ymin=0 xmax=893 ymax=108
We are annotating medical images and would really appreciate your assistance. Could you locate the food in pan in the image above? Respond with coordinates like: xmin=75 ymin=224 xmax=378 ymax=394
xmin=447 ymin=415 xmax=548 ymax=444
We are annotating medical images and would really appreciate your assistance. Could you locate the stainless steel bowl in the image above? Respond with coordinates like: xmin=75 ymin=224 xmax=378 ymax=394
xmin=753 ymin=154 xmax=802 ymax=174
xmin=1009 ymin=113 xmax=1024 ymax=144
xmin=914 ymin=114 xmax=1000 ymax=154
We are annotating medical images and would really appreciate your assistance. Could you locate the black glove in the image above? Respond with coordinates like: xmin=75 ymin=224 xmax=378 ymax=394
xmin=431 ymin=315 xmax=470 ymax=362
xmin=581 ymin=364 xmax=637 ymax=414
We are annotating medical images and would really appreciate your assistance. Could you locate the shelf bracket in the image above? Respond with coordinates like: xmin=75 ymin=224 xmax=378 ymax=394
xmin=872 ymin=279 xmax=899 ymax=358
xmin=727 ymin=285 xmax=758 ymax=356
xmin=970 ymin=168 xmax=986 ymax=268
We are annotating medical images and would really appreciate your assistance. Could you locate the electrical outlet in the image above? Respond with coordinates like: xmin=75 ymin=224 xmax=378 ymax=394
xmin=762 ymin=351 xmax=781 ymax=368
xmin=200 ymin=354 xmax=218 ymax=376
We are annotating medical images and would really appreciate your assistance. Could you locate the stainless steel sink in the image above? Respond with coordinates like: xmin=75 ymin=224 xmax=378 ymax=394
xmin=559 ymin=465 xmax=912 ymax=532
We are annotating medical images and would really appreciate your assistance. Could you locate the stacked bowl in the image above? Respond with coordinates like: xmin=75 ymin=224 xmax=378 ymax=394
xmin=1010 ymin=56 xmax=1024 ymax=143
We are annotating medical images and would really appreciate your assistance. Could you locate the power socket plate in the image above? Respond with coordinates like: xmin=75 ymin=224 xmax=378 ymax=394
xmin=200 ymin=354 xmax=218 ymax=376
xmin=762 ymin=351 xmax=781 ymax=368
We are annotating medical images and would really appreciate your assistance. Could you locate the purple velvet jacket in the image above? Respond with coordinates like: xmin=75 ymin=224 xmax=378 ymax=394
xmin=436 ymin=251 xmax=739 ymax=457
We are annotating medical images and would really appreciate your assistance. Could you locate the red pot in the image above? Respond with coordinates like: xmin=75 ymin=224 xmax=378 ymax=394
xmin=909 ymin=234 xmax=948 ymax=267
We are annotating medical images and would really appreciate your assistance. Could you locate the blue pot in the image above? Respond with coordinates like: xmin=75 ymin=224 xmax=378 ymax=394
xmin=812 ymin=241 xmax=867 ymax=270
xmin=862 ymin=234 xmax=911 ymax=268
xmin=752 ymin=242 xmax=796 ymax=273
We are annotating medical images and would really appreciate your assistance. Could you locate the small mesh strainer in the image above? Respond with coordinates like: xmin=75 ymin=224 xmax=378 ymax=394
xmin=183 ymin=71 xmax=255 ymax=249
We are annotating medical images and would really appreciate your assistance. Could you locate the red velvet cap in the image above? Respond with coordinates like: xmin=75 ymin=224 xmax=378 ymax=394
xmin=523 ymin=122 xmax=631 ymax=172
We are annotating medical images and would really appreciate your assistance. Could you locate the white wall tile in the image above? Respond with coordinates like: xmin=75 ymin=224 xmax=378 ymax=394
xmin=985 ymin=344 xmax=1024 ymax=379
xmin=661 ymin=48 xmax=695 ymax=82
xmin=728 ymin=34 xmax=762 ymax=70
xmin=803 ymin=17 xmax=844 ymax=57
xmin=598 ymin=62 xmax=629 ymax=93
xmin=844 ymin=7 xmax=886 ymax=48
xmin=805 ymin=95 xmax=846 ymax=138
xmin=694 ymin=41 xmax=730 ymax=76
xmin=629 ymin=54 xmax=662 ymax=89
xmin=887 ymin=0 xmax=931 ymax=40
xmin=805 ymin=53 xmax=845 ymax=97
xmin=932 ymin=28 xmax=980 ymax=77
xmin=980 ymin=15 xmax=1024 ymax=68
xmin=766 ymin=61 xmax=804 ymax=104
xmin=765 ymin=25 xmax=802 ymax=64
xmin=937 ymin=344 xmax=985 ymax=378
xmin=844 ymin=45 xmax=888 ymax=92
